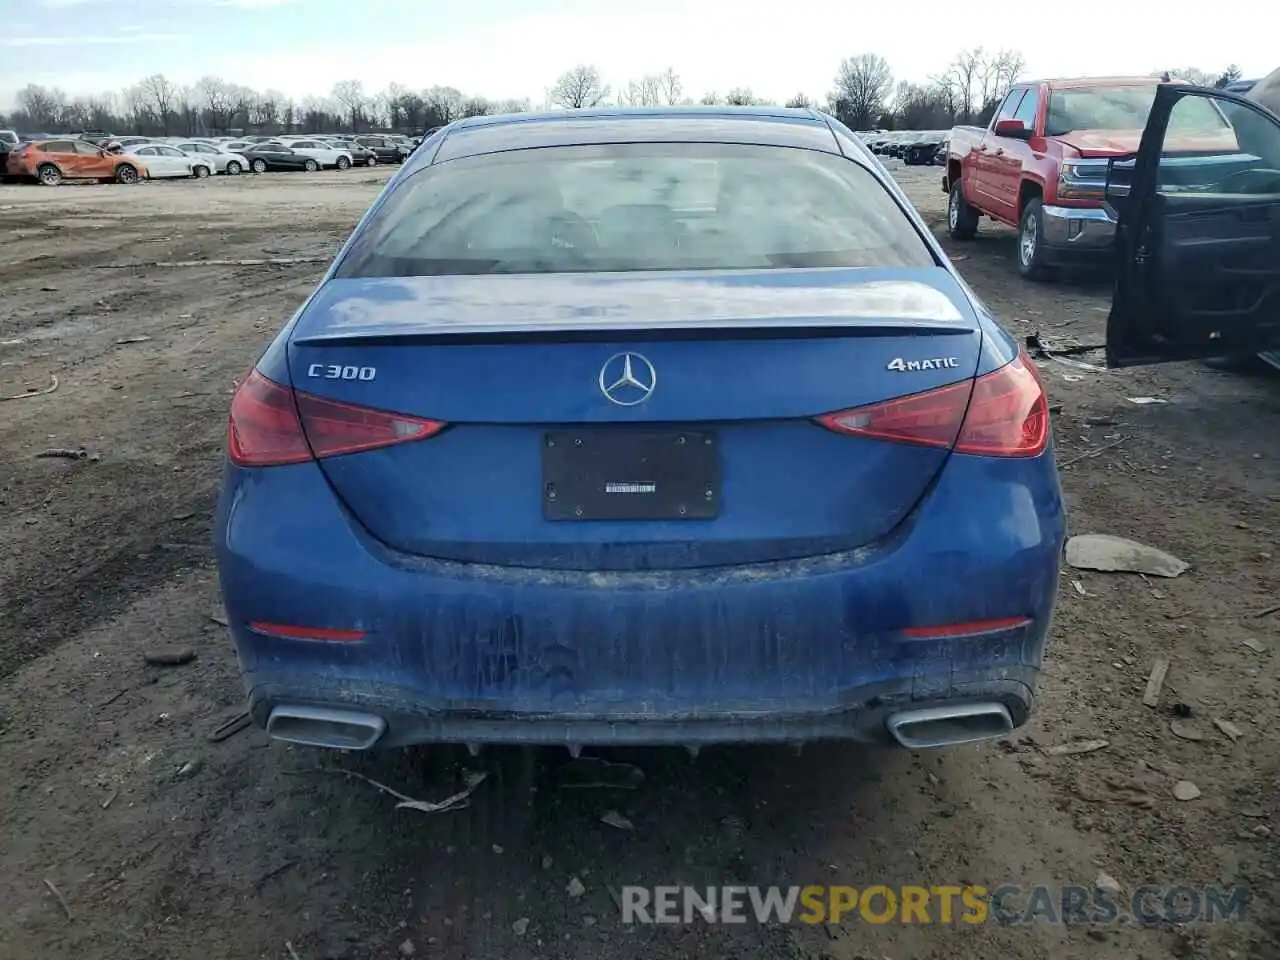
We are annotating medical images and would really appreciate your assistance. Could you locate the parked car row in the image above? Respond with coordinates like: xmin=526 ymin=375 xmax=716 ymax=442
xmin=860 ymin=131 xmax=949 ymax=165
xmin=2 ymin=130 xmax=422 ymax=185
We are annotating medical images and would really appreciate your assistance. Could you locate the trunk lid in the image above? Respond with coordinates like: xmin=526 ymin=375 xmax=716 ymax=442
xmin=286 ymin=268 xmax=984 ymax=571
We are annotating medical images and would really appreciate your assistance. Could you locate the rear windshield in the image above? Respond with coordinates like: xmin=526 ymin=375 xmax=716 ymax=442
xmin=335 ymin=143 xmax=934 ymax=277
xmin=1045 ymin=85 xmax=1230 ymax=137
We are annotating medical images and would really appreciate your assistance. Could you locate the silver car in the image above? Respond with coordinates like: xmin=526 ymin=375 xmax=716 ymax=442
xmin=174 ymin=140 xmax=249 ymax=175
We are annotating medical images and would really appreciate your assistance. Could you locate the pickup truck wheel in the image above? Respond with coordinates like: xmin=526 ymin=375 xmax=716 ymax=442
xmin=1018 ymin=198 xmax=1052 ymax=281
xmin=947 ymin=181 xmax=979 ymax=240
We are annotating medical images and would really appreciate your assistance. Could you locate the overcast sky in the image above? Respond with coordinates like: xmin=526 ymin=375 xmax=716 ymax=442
xmin=1 ymin=0 xmax=1276 ymax=111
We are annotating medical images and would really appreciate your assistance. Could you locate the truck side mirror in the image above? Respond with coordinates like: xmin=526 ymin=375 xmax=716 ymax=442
xmin=993 ymin=119 xmax=1031 ymax=139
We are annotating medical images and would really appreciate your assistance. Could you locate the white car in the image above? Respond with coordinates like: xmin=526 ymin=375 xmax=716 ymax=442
xmin=277 ymin=138 xmax=353 ymax=170
xmin=121 ymin=143 xmax=211 ymax=179
xmin=173 ymin=140 xmax=249 ymax=175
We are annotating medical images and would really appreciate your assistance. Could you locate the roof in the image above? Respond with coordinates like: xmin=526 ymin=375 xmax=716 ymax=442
xmin=415 ymin=107 xmax=840 ymax=169
xmin=1030 ymin=76 xmax=1166 ymax=89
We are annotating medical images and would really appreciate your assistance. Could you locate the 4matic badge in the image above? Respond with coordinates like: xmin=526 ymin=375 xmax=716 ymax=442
xmin=887 ymin=357 xmax=960 ymax=372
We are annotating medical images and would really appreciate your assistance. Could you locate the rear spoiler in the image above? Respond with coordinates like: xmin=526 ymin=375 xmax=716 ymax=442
xmin=292 ymin=314 xmax=978 ymax=348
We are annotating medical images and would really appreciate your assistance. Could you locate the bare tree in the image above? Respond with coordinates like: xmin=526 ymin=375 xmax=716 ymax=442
xmin=119 ymin=83 xmax=151 ymax=133
xmin=331 ymin=79 xmax=366 ymax=132
xmin=831 ymin=53 xmax=894 ymax=130
xmin=137 ymin=73 xmax=179 ymax=134
xmin=492 ymin=97 xmax=532 ymax=115
xmin=891 ymin=81 xmax=953 ymax=129
xmin=655 ymin=68 xmax=684 ymax=105
xmin=229 ymin=84 xmax=255 ymax=132
xmin=172 ymin=85 xmax=195 ymax=135
xmin=986 ymin=49 xmax=1025 ymax=101
xmin=5 ymin=51 xmax=1047 ymax=139
xmin=86 ymin=93 xmax=117 ymax=131
xmin=62 ymin=100 xmax=91 ymax=131
xmin=933 ymin=48 xmax=983 ymax=123
xmin=396 ymin=93 xmax=425 ymax=132
xmin=16 ymin=84 xmax=64 ymax=128
xmin=422 ymin=85 xmax=465 ymax=126
xmin=300 ymin=96 xmax=329 ymax=132
xmin=929 ymin=77 xmax=959 ymax=122
xmin=699 ymin=91 xmax=723 ymax=106
xmin=618 ymin=75 xmax=662 ymax=107
xmin=63 ymin=95 xmax=120 ymax=132
xmin=725 ymin=87 xmax=761 ymax=106
xmin=380 ymin=82 xmax=408 ymax=130
xmin=550 ymin=64 xmax=610 ymax=109
xmin=252 ymin=89 xmax=284 ymax=133
xmin=195 ymin=76 xmax=235 ymax=133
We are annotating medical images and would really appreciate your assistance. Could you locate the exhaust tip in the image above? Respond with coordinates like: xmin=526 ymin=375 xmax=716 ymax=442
xmin=886 ymin=702 xmax=1013 ymax=750
xmin=267 ymin=706 xmax=386 ymax=750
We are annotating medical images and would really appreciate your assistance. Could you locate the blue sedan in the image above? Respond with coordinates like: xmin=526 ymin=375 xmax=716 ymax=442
xmin=215 ymin=96 xmax=1280 ymax=756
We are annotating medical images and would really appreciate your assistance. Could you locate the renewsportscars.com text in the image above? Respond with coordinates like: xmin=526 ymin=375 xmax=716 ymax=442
xmin=620 ymin=885 xmax=1249 ymax=926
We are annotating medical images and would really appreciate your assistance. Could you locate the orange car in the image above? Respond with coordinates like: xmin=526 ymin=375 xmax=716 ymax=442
xmin=5 ymin=138 xmax=146 ymax=186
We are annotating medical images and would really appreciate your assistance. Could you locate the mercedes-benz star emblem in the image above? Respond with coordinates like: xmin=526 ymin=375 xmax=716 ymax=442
xmin=598 ymin=352 xmax=657 ymax=407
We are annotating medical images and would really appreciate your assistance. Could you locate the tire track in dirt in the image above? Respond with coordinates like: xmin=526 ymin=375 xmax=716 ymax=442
xmin=2 ymin=174 xmax=387 ymax=678
xmin=0 ymin=260 xmax=324 ymax=678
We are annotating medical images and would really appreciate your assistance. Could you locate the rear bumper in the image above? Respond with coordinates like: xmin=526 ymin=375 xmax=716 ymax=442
xmin=216 ymin=450 xmax=1066 ymax=749
xmin=1040 ymin=204 xmax=1117 ymax=264
xmin=251 ymin=672 xmax=1036 ymax=749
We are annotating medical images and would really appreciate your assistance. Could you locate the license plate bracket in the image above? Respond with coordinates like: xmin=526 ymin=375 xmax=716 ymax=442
xmin=542 ymin=430 xmax=720 ymax=521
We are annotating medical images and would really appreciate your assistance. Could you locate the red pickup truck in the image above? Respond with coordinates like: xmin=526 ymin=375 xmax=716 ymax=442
xmin=942 ymin=76 xmax=1236 ymax=279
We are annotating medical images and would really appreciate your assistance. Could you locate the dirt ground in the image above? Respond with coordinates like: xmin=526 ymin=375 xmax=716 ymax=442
xmin=1 ymin=163 xmax=1277 ymax=960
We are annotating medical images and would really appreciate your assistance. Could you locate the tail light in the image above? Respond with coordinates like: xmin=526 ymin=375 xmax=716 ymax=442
xmin=815 ymin=352 xmax=1049 ymax=457
xmin=227 ymin=369 xmax=445 ymax=467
